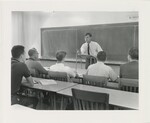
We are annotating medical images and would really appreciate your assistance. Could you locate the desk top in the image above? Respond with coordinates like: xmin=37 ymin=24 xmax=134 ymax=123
xmin=57 ymin=84 xmax=138 ymax=109
xmin=11 ymin=104 xmax=34 ymax=110
xmin=22 ymin=77 xmax=77 ymax=93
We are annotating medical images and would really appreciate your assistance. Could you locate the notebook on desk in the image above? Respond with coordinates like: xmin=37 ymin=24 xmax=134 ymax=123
xmin=40 ymin=79 xmax=57 ymax=85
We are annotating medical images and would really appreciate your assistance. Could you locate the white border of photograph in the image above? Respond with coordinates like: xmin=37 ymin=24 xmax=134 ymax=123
xmin=0 ymin=1 xmax=150 ymax=123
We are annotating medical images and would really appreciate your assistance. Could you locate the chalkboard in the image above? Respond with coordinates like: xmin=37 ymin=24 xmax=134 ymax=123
xmin=41 ymin=22 xmax=138 ymax=62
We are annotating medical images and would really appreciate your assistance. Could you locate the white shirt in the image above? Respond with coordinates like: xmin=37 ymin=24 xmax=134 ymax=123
xmin=50 ymin=63 xmax=76 ymax=77
xmin=86 ymin=61 xmax=118 ymax=81
xmin=80 ymin=41 xmax=103 ymax=57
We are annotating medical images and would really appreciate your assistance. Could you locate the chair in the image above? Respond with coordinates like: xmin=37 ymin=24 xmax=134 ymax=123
xmin=83 ymin=74 xmax=108 ymax=87
xmin=41 ymin=71 xmax=70 ymax=109
xmin=119 ymin=78 xmax=138 ymax=93
xmin=72 ymin=89 xmax=109 ymax=110
xmin=40 ymin=71 xmax=70 ymax=82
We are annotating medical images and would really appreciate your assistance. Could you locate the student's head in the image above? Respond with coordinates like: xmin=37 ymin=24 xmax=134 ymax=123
xmin=56 ymin=51 xmax=67 ymax=62
xmin=128 ymin=47 xmax=138 ymax=61
xmin=97 ymin=51 xmax=106 ymax=62
xmin=85 ymin=33 xmax=92 ymax=43
xmin=11 ymin=45 xmax=25 ymax=62
xmin=28 ymin=48 xmax=39 ymax=60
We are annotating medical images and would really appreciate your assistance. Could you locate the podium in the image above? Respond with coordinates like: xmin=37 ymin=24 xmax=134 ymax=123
xmin=76 ymin=53 xmax=97 ymax=69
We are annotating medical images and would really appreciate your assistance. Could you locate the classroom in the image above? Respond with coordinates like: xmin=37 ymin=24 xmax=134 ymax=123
xmin=11 ymin=11 xmax=139 ymax=110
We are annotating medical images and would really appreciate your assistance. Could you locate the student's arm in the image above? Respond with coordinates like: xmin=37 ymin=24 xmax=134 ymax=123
xmin=85 ymin=68 xmax=89 ymax=75
xmin=64 ymin=66 xmax=76 ymax=78
xmin=22 ymin=64 xmax=34 ymax=86
xmin=120 ymin=65 xmax=122 ymax=78
xmin=68 ymin=68 xmax=76 ymax=78
xmin=26 ymin=76 xmax=34 ymax=87
xmin=36 ymin=62 xmax=48 ymax=74
xmin=109 ymin=67 xmax=118 ymax=81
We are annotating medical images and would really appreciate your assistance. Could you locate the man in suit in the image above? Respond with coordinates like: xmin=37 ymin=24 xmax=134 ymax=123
xmin=80 ymin=33 xmax=103 ymax=69
xmin=120 ymin=47 xmax=138 ymax=79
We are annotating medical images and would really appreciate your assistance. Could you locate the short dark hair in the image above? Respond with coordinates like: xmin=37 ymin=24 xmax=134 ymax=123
xmin=11 ymin=45 xmax=25 ymax=59
xmin=28 ymin=48 xmax=37 ymax=57
xmin=56 ymin=51 xmax=67 ymax=62
xmin=129 ymin=47 xmax=138 ymax=60
xmin=85 ymin=33 xmax=92 ymax=37
xmin=97 ymin=51 xmax=106 ymax=61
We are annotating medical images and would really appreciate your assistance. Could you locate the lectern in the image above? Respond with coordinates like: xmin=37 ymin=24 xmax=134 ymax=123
xmin=76 ymin=53 xmax=97 ymax=70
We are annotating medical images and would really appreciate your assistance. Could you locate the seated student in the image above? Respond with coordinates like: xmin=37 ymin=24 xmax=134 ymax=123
xmin=25 ymin=48 xmax=48 ymax=77
xmin=86 ymin=51 xmax=118 ymax=81
xmin=11 ymin=45 xmax=38 ymax=109
xmin=49 ymin=51 xmax=76 ymax=78
xmin=120 ymin=47 xmax=138 ymax=79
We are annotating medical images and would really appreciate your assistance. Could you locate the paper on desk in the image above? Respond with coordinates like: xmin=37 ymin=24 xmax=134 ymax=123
xmin=40 ymin=79 xmax=57 ymax=85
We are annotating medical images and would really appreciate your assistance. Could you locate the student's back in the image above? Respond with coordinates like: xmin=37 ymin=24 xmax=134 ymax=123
xmin=49 ymin=50 xmax=76 ymax=78
xmin=25 ymin=48 xmax=48 ymax=77
xmin=120 ymin=61 xmax=138 ymax=79
xmin=25 ymin=59 xmax=47 ymax=76
xmin=120 ymin=47 xmax=138 ymax=79
xmin=86 ymin=51 xmax=118 ymax=81
xmin=11 ymin=58 xmax=30 ymax=94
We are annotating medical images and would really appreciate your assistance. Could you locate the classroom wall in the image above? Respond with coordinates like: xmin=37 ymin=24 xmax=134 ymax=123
xmin=12 ymin=12 xmax=24 ymax=46
xmin=11 ymin=11 xmax=138 ymax=58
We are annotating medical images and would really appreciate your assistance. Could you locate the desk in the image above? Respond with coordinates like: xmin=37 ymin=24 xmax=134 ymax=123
xmin=57 ymin=84 xmax=138 ymax=109
xmin=11 ymin=104 xmax=34 ymax=110
xmin=22 ymin=78 xmax=78 ymax=109
xmin=22 ymin=77 xmax=77 ymax=93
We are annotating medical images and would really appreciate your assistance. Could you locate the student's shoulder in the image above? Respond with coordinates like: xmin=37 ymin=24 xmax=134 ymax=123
xmin=17 ymin=62 xmax=26 ymax=66
xmin=120 ymin=62 xmax=129 ymax=68
xmin=34 ymin=60 xmax=42 ymax=65
xmin=64 ymin=66 xmax=72 ymax=71
xmin=17 ymin=62 xmax=28 ymax=69
xmin=88 ymin=63 xmax=96 ymax=69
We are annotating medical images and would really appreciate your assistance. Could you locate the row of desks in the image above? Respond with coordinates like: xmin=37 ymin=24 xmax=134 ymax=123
xmin=22 ymin=77 xmax=138 ymax=110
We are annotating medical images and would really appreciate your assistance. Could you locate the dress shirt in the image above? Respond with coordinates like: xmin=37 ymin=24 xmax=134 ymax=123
xmin=50 ymin=63 xmax=76 ymax=77
xmin=80 ymin=41 xmax=102 ymax=57
xmin=86 ymin=61 xmax=118 ymax=81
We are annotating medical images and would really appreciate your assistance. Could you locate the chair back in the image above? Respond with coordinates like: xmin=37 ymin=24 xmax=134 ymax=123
xmin=72 ymin=88 xmax=109 ymax=110
xmin=83 ymin=75 xmax=108 ymax=87
xmin=119 ymin=78 xmax=138 ymax=93
xmin=47 ymin=71 xmax=70 ymax=82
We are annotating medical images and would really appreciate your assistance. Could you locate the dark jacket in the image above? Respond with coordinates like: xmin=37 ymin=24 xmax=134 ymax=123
xmin=120 ymin=61 xmax=138 ymax=79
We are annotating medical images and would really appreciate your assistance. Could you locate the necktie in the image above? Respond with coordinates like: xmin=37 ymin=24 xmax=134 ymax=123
xmin=87 ymin=43 xmax=90 ymax=55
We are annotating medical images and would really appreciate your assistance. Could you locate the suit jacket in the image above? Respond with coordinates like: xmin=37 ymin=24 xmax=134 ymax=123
xmin=120 ymin=61 xmax=138 ymax=79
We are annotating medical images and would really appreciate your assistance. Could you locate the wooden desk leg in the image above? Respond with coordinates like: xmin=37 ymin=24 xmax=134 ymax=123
xmin=60 ymin=96 xmax=64 ymax=110
xmin=36 ymin=91 xmax=43 ymax=109
xmin=80 ymin=58 xmax=82 ymax=69
xmin=53 ymin=93 xmax=56 ymax=110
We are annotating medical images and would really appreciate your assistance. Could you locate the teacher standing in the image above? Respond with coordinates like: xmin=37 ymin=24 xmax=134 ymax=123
xmin=80 ymin=33 xmax=103 ymax=69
